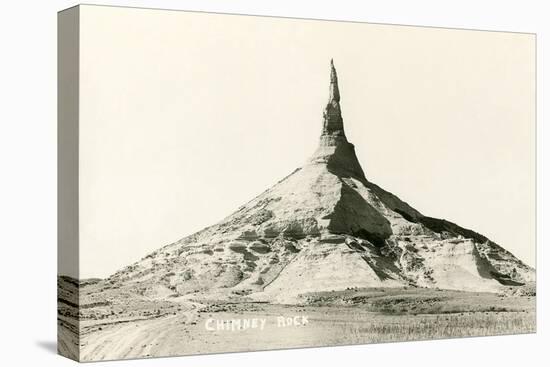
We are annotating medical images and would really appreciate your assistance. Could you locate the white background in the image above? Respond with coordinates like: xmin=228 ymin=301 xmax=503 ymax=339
xmin=0 ymin=0 xmax=547 ymax=366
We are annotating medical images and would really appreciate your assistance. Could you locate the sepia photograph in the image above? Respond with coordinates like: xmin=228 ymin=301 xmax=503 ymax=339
xmin=57 ymin=4 xmax=535 ymax=362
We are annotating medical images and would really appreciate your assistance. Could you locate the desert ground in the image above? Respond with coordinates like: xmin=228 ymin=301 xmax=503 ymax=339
xmin=58 ymin=281 xmax=535 ymax=361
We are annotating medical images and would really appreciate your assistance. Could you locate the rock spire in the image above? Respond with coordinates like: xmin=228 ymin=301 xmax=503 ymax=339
xmin=310 ymin=59 xmax=365 ymax=180
xmin=322 ymin=59 xmax=346 ymax=138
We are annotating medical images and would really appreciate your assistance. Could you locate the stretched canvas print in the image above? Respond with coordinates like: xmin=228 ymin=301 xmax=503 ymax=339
xmin=58 ymin=4 xmax=536 ymax=362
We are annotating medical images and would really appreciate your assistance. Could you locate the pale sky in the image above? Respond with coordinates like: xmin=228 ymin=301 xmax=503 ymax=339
xmin=74 ymin=5 xmax=535 ymax=278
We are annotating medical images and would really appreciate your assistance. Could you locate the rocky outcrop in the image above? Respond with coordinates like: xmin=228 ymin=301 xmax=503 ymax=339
xmin=322 ymin=59 xmax=344 ymax=137
xmin=310 ymin=59 xmax=366 ymax=180
xmin=104 ymin=60 xmax=534 ymax=303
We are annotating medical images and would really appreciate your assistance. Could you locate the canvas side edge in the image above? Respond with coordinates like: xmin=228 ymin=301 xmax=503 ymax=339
xmin=58 ymin=5 xmax=81 ymax=362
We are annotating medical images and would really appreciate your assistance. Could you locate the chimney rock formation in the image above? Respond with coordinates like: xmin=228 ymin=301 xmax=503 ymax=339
xmin=107 ymin=60 xmax=535 ymax=303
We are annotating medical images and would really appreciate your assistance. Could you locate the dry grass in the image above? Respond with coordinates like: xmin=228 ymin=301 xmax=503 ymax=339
xmin=297 ymin=287 xmax=535 ymax=344
xmin=344 ymin=312 xmax=535 ymax=343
